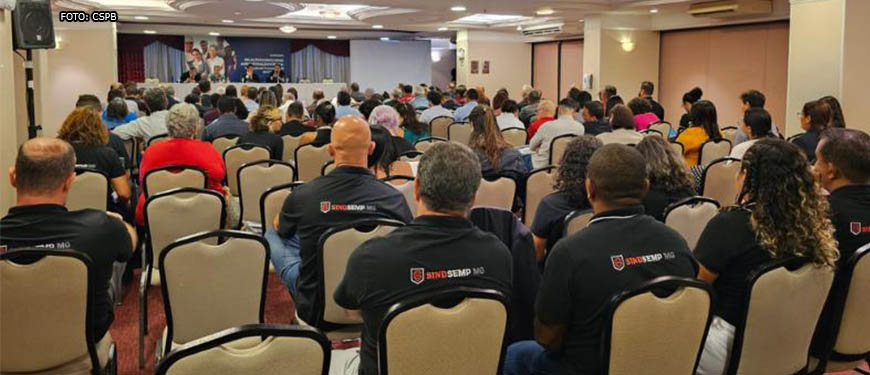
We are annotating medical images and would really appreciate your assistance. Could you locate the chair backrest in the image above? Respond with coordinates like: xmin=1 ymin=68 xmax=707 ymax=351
xmin=820 ymin=243 xmax=870 ymax=370
xmin=642 ymin=129 xmax=664 ymax=137
xmin=295 ymin=143 xmax=332 ymax=182
xmin=280 ymin=134 xmax=303 ymax=162
xmin=429 ymin=116 xmax=453 ymax=139
xmin=727 ymin=258 xmax=835 ymax=375
xmin=501 ymin=127 xmax=528 ymax=147
xmin=156 ymin=324 xmax=330 ymax=375
xmin=224 ymin=144 xmax=271 ymax=196
xmin=663 ymin=197 xmax=721 ymax=251
xmin=259 ymin=182 xmax=302 ymax=234
xmin=524 ymin=166 xmax=556 ymax=226
xmin=147 ymin=133 xmax=170 ymax=148
xmin=1 ymin=250 xmax=101 ymax=373
xmin=123 ymin=138 xmax=138 ymax=167
xmin=144 ymin=165 xmax=208 ymax=198
xmin=159 ymin=231 xmax=269 ymax=353
xmin=383 ymin=176 xmax=416 ymax=217
xmin=699 ymin=139 xmax=733 ymax=167
xmin=414 ymin=137 xmax=447 ymax=153
xmin=144 ymin=188 xmax=226 ymax=271
xmin=319 ymin=220 xmax=403 ymax=326
xmin=238 ymin=160 xmax=296 ymax=228
xmin=379 ymin=288 xmax=509 ymax=375
xmin=564 ymin=209 xmax=594 ymax=237
xmin=549 ymin=134 xmax=577 ymax=166
xmin=721 ymin=126 xmax=739 ymax=144
xmin=212 ymin=136 xmax=239 ymax=157
xmin=650 ymin=122 xmax=673 ymax=138
xmin=398 ymin=150 xmax=423 ymax=162
xmin=701 ymin=157 xmax=742 ymax=206
xmin=448 ymin=122 xmax=472 ymax=145
xmin=68 ymin=168 xmax=109 ymax=211
xmin=320 ymin=160 xmax=336 ymax=176
xmin=474 ymin=176 xmax=516 ymax=211
xmin=603 ymin=277 xmax=713 ymax=375
xmin=669 ymin=141 xmax=684 ymax=156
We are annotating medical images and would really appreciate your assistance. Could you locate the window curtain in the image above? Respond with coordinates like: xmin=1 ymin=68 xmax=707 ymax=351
xmin=117 ymin=34 xmax=184 ymax=83
xmin=290 ymin=44 xmax=350 ymax=83
xmin=144 ymin=41 xmax=185 ymax=83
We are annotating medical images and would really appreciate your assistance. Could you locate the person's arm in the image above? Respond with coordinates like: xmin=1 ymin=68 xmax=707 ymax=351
xmin=112 ymin=117 xmax=144 ymax=140
xmin=694 ymin=212 xmax=736 ymax=284
xmin=106 ymin=211 xmax=138 ymax=257
xmin=111 ymin=173 xmax=132 ymax=203
xmin=334 ymin=242 xmax=373 ymax=320
xmin=533 ymin=242 xmax=575 ymax=350
xmin=532 ymin=234 xmax=548 ymax=262
xmin=698 ymin=264 xmax=719 ymax=284
xmin=529 ymin=129 xmax=544 ymax=151
xmin=535 ymin=318 xmax=568 ymax=350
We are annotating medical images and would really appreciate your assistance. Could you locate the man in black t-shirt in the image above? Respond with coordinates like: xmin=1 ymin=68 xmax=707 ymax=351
xmin=265 ymin=116 xmax=412 ymax=332
xmin=278 ymin=102 xmax=314 ymax=137
xmin=639 ymin=81 xmax=664 ymax=121
xmin=0 ymin=138 xmax=137 ymax=341
xmin=580 ymin=100 xmax=612 ymax=136
xmin=504 ymin=144 xmax=697 ymax=375
xmin=334 ymin=142 xmax=513 ymax=375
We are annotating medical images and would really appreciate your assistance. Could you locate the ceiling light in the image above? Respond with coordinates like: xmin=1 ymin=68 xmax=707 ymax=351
xmin=221 ymin=19 xmax=234 ymax=23
xmin=279 ymin=25 xmax=297 ymax=33
xmin=327 ymin=35 xmax=337 ymax=39
xmin=438 ymin=27 xmax=448 ymax=31
xmin=537 ymin=8 xmax=555 ymax=15
xmin=143 ymin=30 xmax=157 ymax=34
xmin=372 ymin=24 xmax=383 ymax=29
xmin=516 ymin=25 xmax=523 ymax=31
xmin=450 ymin=6 xmax=466 ymax=12
xmin=452 ymin=13 xmax=532 ymax=25
xmin=380 ymin=37 xmax=390 ymax=41
xmin=134 ymin=16 xmax=149 ymax=20
xmin=209 ymin=32 xmax=220 ymax=36
xmin=579 ymin=19 xmax=584 ymax=22
xmin=650 ymin=8 xmax=659 ymax=13
xmin=233 ymin=12 xmax=242 ymax=15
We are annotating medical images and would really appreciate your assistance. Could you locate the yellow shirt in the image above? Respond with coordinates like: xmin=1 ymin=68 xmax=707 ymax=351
xmin=676 ymin=127 xmax=709 ymax=166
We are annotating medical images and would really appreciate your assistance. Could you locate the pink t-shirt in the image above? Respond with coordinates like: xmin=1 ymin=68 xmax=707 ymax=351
xmin=633 ymin=113 xmax=660 ymax=131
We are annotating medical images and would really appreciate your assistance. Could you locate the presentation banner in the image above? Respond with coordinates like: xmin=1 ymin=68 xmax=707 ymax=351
xmin=184 ymin=35 xmax=291 ymax=82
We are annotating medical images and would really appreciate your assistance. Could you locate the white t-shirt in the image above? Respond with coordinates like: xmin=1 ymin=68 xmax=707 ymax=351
xmin=729 ymin=138 xmax=759 ymax=159
xmin=496 ymin=113 xmax=525 ymax=131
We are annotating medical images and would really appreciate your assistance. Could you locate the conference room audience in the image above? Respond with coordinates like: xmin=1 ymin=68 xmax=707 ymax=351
xmin=349 ymin=82 xmax=365 ymax=103
xmin=164 ymin=86 xmax=180 ymax=108
xmin=369 ymin=125 xmax=413 ymax=178
xmin=679 ymin=87 xmax=703 ymax=130
xmin=519 ymin=89 xmax=542 ymax=126
xmin=397 ymin=84 xmax=415 ymax=104
xmin=203 ymin=94 xmax=222 ymax=126
xmin=184 ymin=93 xmax=204 ymax=116
xmin=279 ymin=102 xmax=314 ymax=137
xmin=732 ymin=90 xmax=780 ymax=145
xmin=819 ymin=95 xmax=846 ymax=128
xmin=256 ymin=90 xmax=279 ymax=108
xmin=198 ymin=79 xmax=213 ymax=110
xmin=75 ymin=95 xmax=130 ymax=167
xmin=267 ymin=116 xmax=412 ymax=331
xmin=492 ymin=89 xmax=509 ymax=116
xmin=596 ymin=105 xmax=643 ymax=145
xmin=302 ymin=102 xmax=336 ymax=147
xmin=530 ymin=136 xmax=601 ymax=259
xmin=419 ymin=90 xmax=453 ymax=125
xmin=599 ymin=84 xmax=617 ymax=111
xmin=410 ymin=85 xmax=429 ymax=109
xmin=530 ymin=98 xmax=585 ymax=169
xmin=567 ymin=88 xmax=592 ymax=112
xmin=104 ymin=97 xmax=136 ymax=130
xmin=694 ymin=138 xmax=838 ymax=375
xmin=1 ymin=138 xmax=136 ymax=341
xmin=242 ymin=88 xmax=259 ymax=112
xmin=497 ymin=100 xmax=525 ymax=131
xmin=358 ymin=98 xmax=381 ymax=120
xmin=676 ymin=100 xmax=723 ymax=167
xmin=394 ymin=102 xmax=429 ymax=145
xmin=202 ymin=96 xmax=249 ymax=142
xmin=468 ymin=107 xmax=528 ymax=178
xmin=237 ymin=105 xmax=284 ymax=160
xmin=527 ymin=100 xmax=556 ymax=140
xmin=307 ymin=89 xmax=327 ymax=115
xmin=335 ymin=91 xmax=363 ymax=118
xmin=454 ymin=88 xmax=480 ymax=122
xmin=334 ymin=141 xmax=512 ymax=375
xmin=730 ymin=108 xmax=773 ymax=159
xmin=104 ymin=89 xmax=138 ymax=125
xmin=627 ymin=97 xmax=660 ymax=132
xmin=635 ymin=135 xmax=695 ymax=221
xmin=639 ymin=81 xmax=665 ymax=120
xmin=604 ymin=94 xmax=624 ymax=117
xmin=112 ymin=88 xmax=170 ymax=141
xmin=792 ymin=99 xmax=833 ymax=162
xmin=504 ymin=143 xmax=697 ymax=375
xmin=580 ymin=101 xmax=612 ymax=136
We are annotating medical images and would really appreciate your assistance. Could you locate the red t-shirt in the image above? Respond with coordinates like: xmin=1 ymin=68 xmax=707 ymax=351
xmin=135 ymin=138 xmax=226 ymax=225
xmin=527 ymin=116 xmax=555 ymax=140
xmin=398 ymin=94 xmax=415 ymax=104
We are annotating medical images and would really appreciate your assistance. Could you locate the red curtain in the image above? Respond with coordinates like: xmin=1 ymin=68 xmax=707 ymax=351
xmin=289 ymin=39 xmax=350 ymax=56
xmin=117 ymin=34 xmax=184 ymax=83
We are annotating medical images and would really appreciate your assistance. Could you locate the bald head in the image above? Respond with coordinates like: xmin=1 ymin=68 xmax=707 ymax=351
xmin=329 ymin=116 xmax=374 ymax=168
xmin=12 ymin=138 xmax=76 ymax=195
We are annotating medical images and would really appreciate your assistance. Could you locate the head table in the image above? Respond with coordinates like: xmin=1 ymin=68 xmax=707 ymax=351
xmin=141 ymin=82 xmax=347 ymax=105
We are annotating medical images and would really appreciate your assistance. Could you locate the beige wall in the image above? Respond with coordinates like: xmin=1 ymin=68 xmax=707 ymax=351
xmin=458 ymin=30 xmax=531 ymax=99
xmin=840 ymin=0 xmax=870 ymax=134
xmin=431 ymin=49 xmax=456 ymax=90
xmin=599 ymin=29 xmax=660 ymax=106
xmin=659 ymin=22 xmax=789 ymax=131
xmin=533 ymin=42 xmax=558 ymax=101
xmin=0 ymin=10 xmax=20 ymax=214
xmin=582 ymin=17 xmax=602 ymax=94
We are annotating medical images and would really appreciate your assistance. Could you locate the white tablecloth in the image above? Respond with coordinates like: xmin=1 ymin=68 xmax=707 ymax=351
xmin=142 ymin=82 xmax=347 ymax=104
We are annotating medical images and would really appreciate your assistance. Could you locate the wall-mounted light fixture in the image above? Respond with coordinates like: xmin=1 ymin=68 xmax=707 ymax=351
xmin=621 ymin=39 xmax=635 ymax=52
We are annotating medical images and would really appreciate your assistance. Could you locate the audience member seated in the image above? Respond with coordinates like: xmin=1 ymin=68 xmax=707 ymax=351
xmin=368 ymin=105 xmax=415 ymax=155
xmin=730 ymin=108 xmax=773 ymax=159
xmin=369 ymin=125 xmax=413 ymax=178
xmin=567 ymin=88 xmax=592 ymax=123
xmin=679 ymin=87 xmax=703 ymax=130
xmin=627 ymin=97 xmax=660 ymax=132
xmin=596 ymin=105 xmax=643 ymax=145
xmin=302 ymin=102 xmax=336 ymax=147
xmin=349 ymin=82 xmax=366 ymax=103
xmin=279 ymin=102 xmax=314 ymax=137
xmin=203 ymin=93 xmax=222 ymax=126
xmin=453 ymin=88 xmax=480 ymax=122
xmin=394 ymin=102 xmax=430 ymax=146
xmin=110 ymin=82 xmax=142 ymax=115
xmin=135 ymin=104 xmax=226 ymax=226
xmin=257 ymin=90 xmax=279 ymax=108
xmin=503 ymin=143 xmax=697 ymax=375
xmin=335 ymin=91 xmax=363 ymax=119
xmin=468 ymin=107 xmax=528 ymax=179
xmin=819 ymin=95 xmax=846 ymax=128
xmin=268 ymin=63 xmax=286 ymax=83
xmin=732 ymin=90 xmax=780 ymax=145
xmin=639 ymin=81 xmax=664 ymax=120
xmin=202 ymin=96 xmax=249 ymax=142
xmin=531 ymin=136 xmax=601 ymax=260
xmin=237 ymin=105 xmax=283 ymax=160
xmin=103 ymin=97 xmax=136 ymax=130
xmin=419 ymin=90 xmax=453 ymax=125
xmin=599 ymin=84 xmax=618 ymax=112
xmin=635 ymin=135 xmax=696 ymax=221
xmin=694 ymin=138 xmax=838 ymax=375
xmin=359 ymin=98 xmax=382 ymax=120
xmin=497 ymin=100 xmax=525 ymax=131
xmin=530 ymin=98 xmax=585 ymax=169
xmin=198 ymin=80 xmax=213 ymax=110
xmin=604 ymin=94 xmax=624 ymax=118
xmin=241 ymin=64 xmax=260 ymax=83
xmin=792 ymin=99 xmax=833 ymax=162
xmin=397 ymin=84 xmax=414 ymax=104
xmin=242 ymin=87 xmax=259 ymax=113
xmin=184 ymin=93 xmax=204 ymax=116
xmin=224 ymin=85 xmax=250 ymax=121
xmin=492 ymin=89 xmax=509 ymax=116
xmin=519 ymin=89 xmax=542 ymax=127
xmin=527 ymin=100 xmax=556 ymax=140
xmin=410 ymin=85 xmax=429 ymax=109
xmin=581 ymin=101 xmax=612 ymax=136
xmin=112 ymin=88 xmax=171 ymax=141
xmin=676 ymin=100 xmax=723 ymax=167
xmin=441 ymin=91 xmax=459 ymax=110
xmin=334 ymin=140 xmax=513 ymax=375
xmin=180 ymin=66 xmax=201 ymax=83
xmin=266 ymin=116 xmax=413 ymax=330
xmin=0 ymin=138 xmax=136 ymax=341
xmin=75 ymin=96 xmax=130 ymax=167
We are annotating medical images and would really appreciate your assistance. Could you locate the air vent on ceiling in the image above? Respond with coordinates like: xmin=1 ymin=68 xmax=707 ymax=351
xmin=521 ymin=24 xmax=563 ymax=37
xmin=688 ymin=0 xmax=772 ymax=18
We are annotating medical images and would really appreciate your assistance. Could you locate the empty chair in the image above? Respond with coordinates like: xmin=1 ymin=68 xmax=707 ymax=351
xmin=212 ymin=136 xmax=239 ymax=157
xmin=68 ymin=168 xmax=109 ymax=211
xmin=603 ymin=277 xmax=713 ymax=375
xmin=224 ymin=144 xmax=270 ymax=196
xmin=524 ymin=166 xmax=556 ymax=226
xmin=155 ymin=324 xmax=331 ymax=375
xmin=295 ymin=143 xmax=331 ymax=182
xmin=698 ymin=139 xmax=733 ymax=167
xmin=448 ymin=122 xmax=472 ymax=145
xmin=1 ymin=249 xmax=117 ymax=375
xmin=414 ymin=137 xmax=447 ymax=153
xmin=259 ymin=182 xmax=302 ymax=234
xmin=429 ymin=116 xmax=453 ymax=139
xmin=237 ymin=160 xmax=295 ymax=230
xmin=549 ymin=134 xmax=577 ymax=166
xmin=564 ymin=209 xmax=594 ymax=237
xmin=664 ymin=197 xmax=721 ymax=251
xmin=701 ymin=158 xmax=742 ymax=206
xmin=379 ymin=288 xmax=509 ymax=375
xmin=720 ymin=126 xmax=739 ymax=144
xmin=280 ymin=134 xmax=303 ymax=162
xmin=383 ymin=176 xmax=416 ymax=217
xmin=474 ymin=176 xmax=516 ymax=211
xmin=147 ymin=133 xmax=170 ymax=148
xmin=649 ymin=122 xmax=673 ymax=138
xmin=157 ymin=231 xmax=270 ymax=357
xmin=724 ymin=258 xmax=835 ymax=375
xmin=143 ymin=165 xmax=207 ymax=198
xmin=501 ymin=127 xmax=528 ymax=147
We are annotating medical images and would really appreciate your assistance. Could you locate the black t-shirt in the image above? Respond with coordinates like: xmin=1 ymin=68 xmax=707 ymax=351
xmin=648 ymin=97 xmax=665 ymax=121
xmin=536 ymin=205 xmax=696 ymax=375
xmin=679 ymin=113 xmax=691 ymax=130
xmin=279 ymin=120 xmax=315 ymax=137
xmin=391 ymin=136 xmax=414 ymax=156
xmin=107 ymin=133 xmax=130 ymax=169
xmin=334 ymin=215 xmax=513 ymax=375
xmin=694 ymin=206 xmax=772 ymax=325
xmin=791 ymin=130 xmax=821 ymax=162
xmin=238 ymin=131 xmax=283 ymax=161
xmin=828 ymin=184 xmax=870 ymax=264
xmin=583 ymin=120 xmax=612 ymax=136
xmin=311 ymin=128 xmax=332 ymax=147
xmin=531 ymin=191 xmax=590 ymax=252
xmin=278 ymin=166 xmax=413 ymax=328
xmin=72 ymin=144 xmax=125 ymax=179
xmin=643 ymin=186 xmax=694 ymax=222
xmin=0 ymin=204 xmax=133 ymax=340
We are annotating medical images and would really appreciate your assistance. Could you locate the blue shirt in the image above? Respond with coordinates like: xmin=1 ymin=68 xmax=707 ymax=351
xmin=102 ymin=111 xmax=138 ymax=130
xmin=453 ymin=101 xmax=478 ymax=122
xmin=409 ymin=95 xmax=429 ymax=109
xmin=420 ymin=105 xmax=453 ymax=125
xmin=335 ymin=105 xmax=363 ymax=119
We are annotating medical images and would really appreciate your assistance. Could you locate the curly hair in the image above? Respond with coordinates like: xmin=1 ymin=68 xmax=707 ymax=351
xmin=58 ymin=107 xmax=108 ymax=146
xmin=249 ymin=105 xmax=280 ymax=133
xmin=554 ymin=135 xmax=603 ymax=202
xmin=738 ymin=138 xmax=838 ymax=268
xmin=635 ymin=135 xmax=695 ymax=195
xmin=468 ymin=106 xmax=512 ymax=171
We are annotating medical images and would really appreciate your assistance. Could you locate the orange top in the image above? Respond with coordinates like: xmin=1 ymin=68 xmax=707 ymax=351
xmin=676 ymin=127 xmax=709 ymax=166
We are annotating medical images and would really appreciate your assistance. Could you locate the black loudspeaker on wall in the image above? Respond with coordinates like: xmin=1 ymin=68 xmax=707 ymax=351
xmin=12 ymin=0 xmax=56 ymax=50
